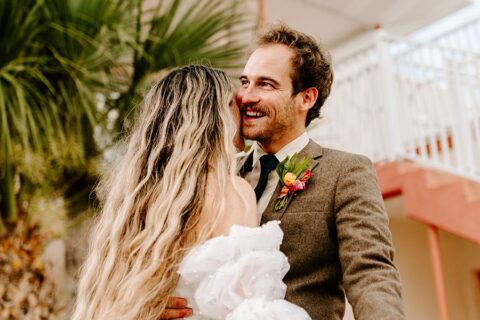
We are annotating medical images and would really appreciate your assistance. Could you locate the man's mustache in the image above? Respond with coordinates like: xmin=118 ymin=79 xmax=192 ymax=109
xmin=239 ymin=103 xmax=269 ymax=115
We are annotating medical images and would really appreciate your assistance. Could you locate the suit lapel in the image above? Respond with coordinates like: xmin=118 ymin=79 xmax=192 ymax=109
xmin=261 ymin=140 xmax=323 ymax=223
xmin=238 ymin=151 xmax=254 ymax=177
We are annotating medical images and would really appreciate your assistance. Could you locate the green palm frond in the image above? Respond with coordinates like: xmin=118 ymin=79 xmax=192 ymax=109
xmin=114 ymin=0 xmax=254 ymax=132
xmin=0 ymin=0 xmax=130 ymax=223
xmin=141 ymin=0 xmax=248 ymax=72
xmin=0 ymin=0 xmax=254 ymax=226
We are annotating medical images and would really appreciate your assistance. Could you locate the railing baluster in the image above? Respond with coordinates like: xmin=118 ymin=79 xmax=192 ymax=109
xmin=310 ymin=21 xmax=480 ymax=180
xmin=376 ymin=32 xmax=403 ymax=161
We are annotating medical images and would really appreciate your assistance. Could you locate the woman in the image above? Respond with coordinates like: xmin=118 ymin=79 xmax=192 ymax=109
xmin=72 ymin=65 xmax=310 ymax=320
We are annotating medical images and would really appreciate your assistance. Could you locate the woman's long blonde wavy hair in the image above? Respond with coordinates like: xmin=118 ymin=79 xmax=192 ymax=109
xmin=72 ymin=65 xmax=240 ymax=319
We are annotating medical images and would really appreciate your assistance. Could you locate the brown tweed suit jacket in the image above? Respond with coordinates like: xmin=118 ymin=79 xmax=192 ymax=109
xmin=242 ymin=140 xmax=405 ymax=320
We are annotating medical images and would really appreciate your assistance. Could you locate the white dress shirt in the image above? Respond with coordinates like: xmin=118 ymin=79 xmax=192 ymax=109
xmin=244 ymin=132 xmax=310 ymax=223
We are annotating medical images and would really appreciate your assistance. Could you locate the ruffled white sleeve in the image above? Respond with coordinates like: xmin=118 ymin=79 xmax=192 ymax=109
xmin=177 ymin=221 xmax=311 ymax=320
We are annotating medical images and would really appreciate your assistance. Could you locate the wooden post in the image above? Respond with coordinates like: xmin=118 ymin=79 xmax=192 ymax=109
xmin=427 ymin=225 xmax=449 ymax=320
xmin=258 ymin=0 xmax=265 ymax=30
xmin=375 ymin=30 xmax=403 ymax=161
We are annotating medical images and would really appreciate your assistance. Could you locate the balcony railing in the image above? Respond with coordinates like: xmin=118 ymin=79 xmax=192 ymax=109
xmin=309 ymin=18 xmax=480 ymax=180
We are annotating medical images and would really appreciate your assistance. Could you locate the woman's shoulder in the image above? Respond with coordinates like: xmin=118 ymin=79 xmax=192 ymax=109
xmin=204 ymin=175 xmax=258 ymax=236
xmin=232 ymin=176 xmax=256 ymax=203
xmin=226 ymin=176 xmax=257 ymax=228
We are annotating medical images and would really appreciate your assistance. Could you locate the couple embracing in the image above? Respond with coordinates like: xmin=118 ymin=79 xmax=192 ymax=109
xmin=72 ymin=24 xmax=405 ymax=320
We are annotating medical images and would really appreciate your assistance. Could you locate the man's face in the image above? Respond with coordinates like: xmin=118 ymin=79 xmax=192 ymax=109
xmin=237 ymin=44 xmax=300 ymax=145
xmin=229 ymin=98 xmax=245 ymax=152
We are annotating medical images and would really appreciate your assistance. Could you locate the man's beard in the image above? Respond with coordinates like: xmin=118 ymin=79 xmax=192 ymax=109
xmin=240 ymin=101 xmax=295 ymax=143
xmin=241 ymin=111 xmax=291 ymax=144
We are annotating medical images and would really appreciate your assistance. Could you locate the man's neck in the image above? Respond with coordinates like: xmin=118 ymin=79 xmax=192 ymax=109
xmin=258 ymin=130 xmax=306 ymax=154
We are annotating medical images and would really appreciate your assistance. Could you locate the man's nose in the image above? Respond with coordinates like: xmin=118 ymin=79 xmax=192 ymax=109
xmin=239 ymin=85 xmax=260 ymax=105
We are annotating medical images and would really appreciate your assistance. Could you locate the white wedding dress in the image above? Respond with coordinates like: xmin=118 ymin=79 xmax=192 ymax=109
xmin=174 ymin=221 xmax=311 ymax=320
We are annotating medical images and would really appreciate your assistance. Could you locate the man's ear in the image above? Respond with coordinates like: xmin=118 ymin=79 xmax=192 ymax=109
xmin=299 ymin=87 xmax=318 ymax=112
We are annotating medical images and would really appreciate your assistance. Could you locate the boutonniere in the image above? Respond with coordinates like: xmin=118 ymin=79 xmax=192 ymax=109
xmin=274 ymin=153 xmax=313 ymax=211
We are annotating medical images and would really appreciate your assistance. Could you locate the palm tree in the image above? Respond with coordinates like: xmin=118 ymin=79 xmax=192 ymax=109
xmin=0 ymin=0 xmax=253 ymax=234
xmin=1 ymin=0 xmax=254 ymax=315
xmin=113 ymin=0 xmax=251 ymax=133
xmin=0 ymin=0 xmax=131 ymax=233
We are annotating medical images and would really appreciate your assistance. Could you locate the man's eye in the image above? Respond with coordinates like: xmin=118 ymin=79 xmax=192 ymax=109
xmin=259 ymin=82 xmax=273 ymax=88
xmin=240 ymin=80 xmax=249 ymax=87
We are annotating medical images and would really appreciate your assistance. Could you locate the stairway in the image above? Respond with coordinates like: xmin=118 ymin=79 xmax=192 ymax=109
xmin=375 ymin=160 xmax=480 ymax=244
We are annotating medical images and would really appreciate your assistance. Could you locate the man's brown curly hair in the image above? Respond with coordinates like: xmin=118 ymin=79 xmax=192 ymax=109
xmin=258 ymin=23 xmax=334 ymax=126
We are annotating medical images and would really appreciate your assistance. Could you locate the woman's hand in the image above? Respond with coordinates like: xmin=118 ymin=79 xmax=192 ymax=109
xmin=160 ymin=297 xmax=192 ymax=319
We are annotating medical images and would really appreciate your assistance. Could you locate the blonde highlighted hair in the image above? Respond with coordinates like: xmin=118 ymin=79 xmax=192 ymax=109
xmin=72 ymin=65 xmax=239 ymax=319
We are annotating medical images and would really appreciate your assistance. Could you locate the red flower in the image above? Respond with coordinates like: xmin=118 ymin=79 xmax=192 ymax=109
xmin=299 ymin=170 xmax=311 ymax=182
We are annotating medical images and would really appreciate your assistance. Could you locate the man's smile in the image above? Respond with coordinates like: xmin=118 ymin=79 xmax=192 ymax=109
xmin=242 ymin=107 xmax=267 ymax=122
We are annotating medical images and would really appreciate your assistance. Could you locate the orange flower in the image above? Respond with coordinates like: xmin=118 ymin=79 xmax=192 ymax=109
xmin=283 ymin=172 xmax=297 ymax=186
xmin=279 ymin=186 xmax=289 ymax=198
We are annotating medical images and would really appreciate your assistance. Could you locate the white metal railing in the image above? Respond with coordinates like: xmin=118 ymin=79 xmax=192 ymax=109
xmin=308 ymin=19 xmax=480 ymax=180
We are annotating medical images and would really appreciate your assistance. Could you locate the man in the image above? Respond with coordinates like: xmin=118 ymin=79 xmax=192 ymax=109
xmin=162 ymin=23 xmax=405 ymax=320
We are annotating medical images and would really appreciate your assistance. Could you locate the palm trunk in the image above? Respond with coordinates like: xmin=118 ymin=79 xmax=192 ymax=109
xmin=0 ymin=214 xmax=5 ymax=235
xmin=1 ymin=143 xmax=17 ymax=223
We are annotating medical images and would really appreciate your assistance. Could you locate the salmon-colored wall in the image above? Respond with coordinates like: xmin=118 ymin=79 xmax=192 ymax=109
xmin=389 ymin=214 xmax=441 ymax=318
xmin=386 ymin=197 xmax=480 ymax=320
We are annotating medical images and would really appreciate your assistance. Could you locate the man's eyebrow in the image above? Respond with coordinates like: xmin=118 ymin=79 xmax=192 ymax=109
xmin=239 ymin=75 xmax=280 ymax=86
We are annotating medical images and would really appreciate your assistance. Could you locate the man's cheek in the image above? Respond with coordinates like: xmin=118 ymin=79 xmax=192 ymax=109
xmin=235 ymin=92 xmax=243 ymax=108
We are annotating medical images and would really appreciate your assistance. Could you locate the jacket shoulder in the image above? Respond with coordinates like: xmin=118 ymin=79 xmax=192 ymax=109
xmin=319 ymin=146 xmax=373 ymax=168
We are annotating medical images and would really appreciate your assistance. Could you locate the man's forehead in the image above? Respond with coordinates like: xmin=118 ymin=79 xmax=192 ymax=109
xmin=242 ymin=44 xmax=293 ymax=80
